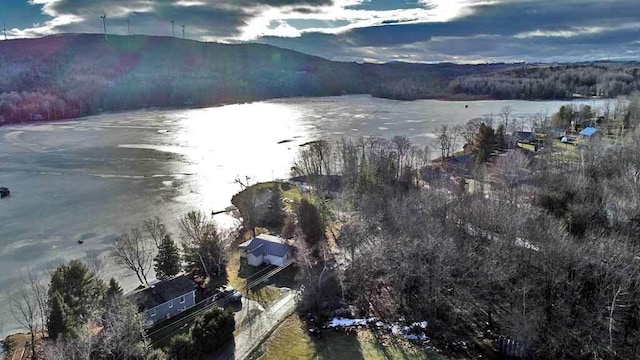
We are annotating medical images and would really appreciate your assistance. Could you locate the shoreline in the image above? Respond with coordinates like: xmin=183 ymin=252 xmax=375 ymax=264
xmin=0 ymin=93 xmax=613 ymax=128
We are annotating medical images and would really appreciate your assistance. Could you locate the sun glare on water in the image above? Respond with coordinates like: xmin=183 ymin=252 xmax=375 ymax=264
xmin=174 ymin=102 xmax=307 ymax=211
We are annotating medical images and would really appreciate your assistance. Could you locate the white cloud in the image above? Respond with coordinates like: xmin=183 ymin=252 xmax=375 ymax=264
xmin=11 ymin=13 xmax=82 ymax=38
xmin=515 ymin=23 xmax=640 ymax=39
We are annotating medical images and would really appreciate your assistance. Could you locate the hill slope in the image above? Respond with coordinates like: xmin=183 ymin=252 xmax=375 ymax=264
xmin=0 ymin=34 xmax=371 ymax=123
xmin=1 ymin=34 xmax=639 ymax=124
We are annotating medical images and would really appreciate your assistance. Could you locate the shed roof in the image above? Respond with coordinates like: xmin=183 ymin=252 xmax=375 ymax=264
xmin=513 ymin=131 xmax=536 ymax=142
xmin=239 ymin=234 xmax=291 ymax=258
xmin=128 ymin=275 xmax=195 ymax=311
xmin=579 ymin=127 xmax=598 ymax=137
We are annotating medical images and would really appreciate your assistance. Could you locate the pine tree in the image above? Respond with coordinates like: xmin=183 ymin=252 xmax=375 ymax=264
xmin=190 ymin=308 xmax=235 ymax=354
xmin=262 ymin=184 xmax=285 ymax=228
xmin=47 ymin=292 xmax=71 ymax=340
xmin=106 ymin=278 xmax=123 ymax=300
xmin=48 ymin=259 xmax=105 ymax=338
xmin=154 ymin=234 xmax=182 ymax=280
xmin=472 ymin=123 xmax=497 ymax=163
xmin=495 ymin=123 xmax=506 ymax=151
xmin=297 ymin=198 xmax=325 ymax=246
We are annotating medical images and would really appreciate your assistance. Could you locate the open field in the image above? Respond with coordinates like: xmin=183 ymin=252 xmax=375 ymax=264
xmin=255 ymin=314 xmax=446 ymax=360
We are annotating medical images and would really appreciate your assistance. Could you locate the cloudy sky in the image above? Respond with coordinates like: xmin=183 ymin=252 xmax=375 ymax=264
xmin=3 ymin=0 xmax=640 ymax=63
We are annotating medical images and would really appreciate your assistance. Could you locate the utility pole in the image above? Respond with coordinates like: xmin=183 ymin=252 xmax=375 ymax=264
xmin=100 ymin=12 xmax=108 ymax=40
xmin=181 ymin=25 xmax=185 ymax=39
xmin=127 ymin=19 xmax=131 ymax=35
xmin=170 ymin=20 xmax=175 ymax=37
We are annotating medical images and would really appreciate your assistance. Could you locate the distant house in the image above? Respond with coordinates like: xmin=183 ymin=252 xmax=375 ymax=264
xmin=513 ymin=131 xmax=536 ymax=143
xmin=29 ymin=113 xmax=44 ymax=121
xmin=579 ymin=127 xmax=599 ymax=139
xmin=517 ymin=142 xmax=537 ymax=152
xmin=239 ymin=234 xmax=293 ymax=267
xmin=508 ymin=131 xmax=536 ymax=149
xmin=128 ymin=275 xmax=196 ymax=326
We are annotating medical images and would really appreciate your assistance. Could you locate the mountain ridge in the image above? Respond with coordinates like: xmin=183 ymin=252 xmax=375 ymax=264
xmin=0 ymin=33 xmax=639 ymax=124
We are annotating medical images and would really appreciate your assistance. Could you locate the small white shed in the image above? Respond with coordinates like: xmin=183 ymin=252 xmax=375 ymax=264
xmin=239 ymin=234 xmax=292 ymax=267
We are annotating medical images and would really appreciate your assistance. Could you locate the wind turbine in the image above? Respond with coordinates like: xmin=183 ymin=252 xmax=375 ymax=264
xmin=2 ymin=23 xmax=7 ymax=40
xmin=100 ymin=12 xmax=108 ymax=40
xmin=170 ymin=19 xmax=175 ymax=37
xmin=181 ymin=25 xmax=185 ymax=39
xmin=127 ymin=19 xmax=131 ymax=35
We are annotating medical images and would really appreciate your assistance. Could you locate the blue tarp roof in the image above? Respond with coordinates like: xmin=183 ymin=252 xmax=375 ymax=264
xmin=579 ymin=127 xmax=598 ymax=137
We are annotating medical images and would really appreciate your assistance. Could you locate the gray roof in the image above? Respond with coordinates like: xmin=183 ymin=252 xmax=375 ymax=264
xmin=128 ymin=275 xmax=195 ymax=311
xmin=239 ymin=234 xmax=292 ymax=258
xmin=513 ymin=131 xmax=536 ymax=142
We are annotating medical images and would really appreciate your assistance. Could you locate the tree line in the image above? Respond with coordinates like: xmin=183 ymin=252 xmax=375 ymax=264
xmin=2 ymin=35 xmax=640 ymax=125
xmin=7 ymin=210 xmax=236 ymax=359
xmin=289 ymin=104 xmax=640 ymax=358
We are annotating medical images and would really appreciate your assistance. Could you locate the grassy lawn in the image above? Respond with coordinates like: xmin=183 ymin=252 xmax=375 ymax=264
xmin=243 ymin=181 xmax=304 ymax=211
xmin=257 ymin=315 xmax=442 ymax=360
xmin=227 ymin=251 xmax=298 ymax=307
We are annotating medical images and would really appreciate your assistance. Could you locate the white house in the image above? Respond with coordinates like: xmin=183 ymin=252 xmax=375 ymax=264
xmin=239 ymin=234 xmax=292 ymax=267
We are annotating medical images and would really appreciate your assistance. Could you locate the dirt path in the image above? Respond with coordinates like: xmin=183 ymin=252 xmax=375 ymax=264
xmin=212 ymin=292 xmax=297 ymax=360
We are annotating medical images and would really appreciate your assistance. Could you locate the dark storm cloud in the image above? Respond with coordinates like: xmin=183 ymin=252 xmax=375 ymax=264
xmin=12 ymin=0 xmax=640 ymax=62
xmin=258 ymin=0 xmax=640 ymax=62
xmin=289 ymin=7 xmax=323 ymax=14
xmin=341 ymin=0 xmax=640 ymax=47
xmin=47 ymin=0 xmax=331 ymax=16
xmin=34 ymin=0 xmax=333 ymax=38
xmin=236 ymin=0 xmax=333 ymax=5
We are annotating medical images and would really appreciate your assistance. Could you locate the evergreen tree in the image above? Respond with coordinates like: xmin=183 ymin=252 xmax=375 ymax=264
xmin=154 ymin=234 xmax=182 ymax=280
xmin=297 ymin=198 xmax=325 ymax=246
xmin=168 ymin=333 xmax=196 ymax=360
xmin=47 ymin=292 xmax=72 ymax=340
xmin=262 ymin=184 xmax=285 ymax=228
xmin=48 ymin=259 xmax=105 ymax=338
xmin=106 ymin=278 xmax=123 ymax=300
xmin=190 ymin=308 xmax=235 ymax=354
xmin=495 ymin=123 xmax=506 ymax=151
xmin=471 ymin=123 xmax=497 ymax=163
xmin=552 ymin=105 xmax=575 ymax=129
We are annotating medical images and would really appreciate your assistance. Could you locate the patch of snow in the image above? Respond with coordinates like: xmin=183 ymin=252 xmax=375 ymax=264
xmin=326 ymin=317 xmax=376 ymax=328
xmin=405 ymin=333 xmax=429 ymax=342
xmin=412 ymin=321 xmax=428 ymax=329
xmin=515 ymin=237 xmax=539 ymax=251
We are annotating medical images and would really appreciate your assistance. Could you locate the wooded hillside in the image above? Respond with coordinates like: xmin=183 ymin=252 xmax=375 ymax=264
xmin=1 ymin=34 xmax=639 ymax=124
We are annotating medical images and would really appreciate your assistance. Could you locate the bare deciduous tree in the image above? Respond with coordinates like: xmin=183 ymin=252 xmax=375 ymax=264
xmin=179 ymin=210 xmax=230 ymax=277
xmin=501 ymin=106 xmax=513 ymax=132
xmin=144 ymin=216 xmax=168 ymax=249
xmin=85 ymin=251 xmax=106 ymax=279
xmin=111 ymin=228 xmax=152 ymax=286
xmin=232 ymin=176 xmax=260 ymax=237
xmin=10 ymin=276 xmax=41 ymax=359
xmin=437 ymin=124 xmax=452 ymax=161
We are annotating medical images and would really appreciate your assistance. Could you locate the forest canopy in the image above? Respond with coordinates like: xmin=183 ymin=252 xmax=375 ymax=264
xmin=1 ymin=34 xmax=639 ymax=125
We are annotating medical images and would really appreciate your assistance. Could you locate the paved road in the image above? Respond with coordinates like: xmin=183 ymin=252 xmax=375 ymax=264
xmin=212 ymin=292 xmax=297 ymax=360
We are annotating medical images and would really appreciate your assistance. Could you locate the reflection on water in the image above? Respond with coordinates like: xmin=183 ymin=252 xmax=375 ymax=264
xmin=174 ymin=102 xmax=305 ymax=212
xmin=0 ymin=95 xmax=610 ymax=337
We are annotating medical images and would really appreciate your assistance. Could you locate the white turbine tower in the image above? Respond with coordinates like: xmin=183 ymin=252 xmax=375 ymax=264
xmin=100 ymin=12 xmax=108 ymax=40
xmin=127 ymin=19 xmax=131 ymax=35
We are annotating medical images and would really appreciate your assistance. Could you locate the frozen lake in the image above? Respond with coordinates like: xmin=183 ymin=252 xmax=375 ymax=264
xmin=0 ymin=94 xmax=609 ymax=338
